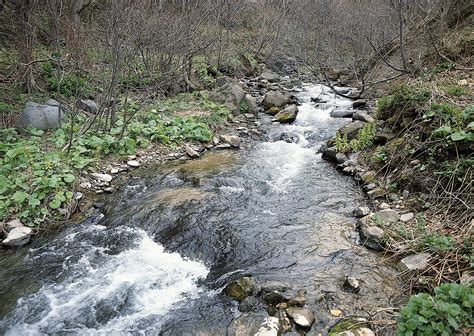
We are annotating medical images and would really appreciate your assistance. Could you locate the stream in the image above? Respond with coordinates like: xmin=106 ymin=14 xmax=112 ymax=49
xmin=0 ymin=84 xmax=399 ymax=335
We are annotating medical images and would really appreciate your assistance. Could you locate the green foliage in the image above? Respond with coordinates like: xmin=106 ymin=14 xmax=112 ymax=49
xmin=335 ymin=123 xmax=376 ymax=153
xmin=350 ymin=123 xmax=376 ymax=152
xmin=372 ymin=146 xmax=388 ymax=163
xmin=335 ymin=131 xmax=349 ymax=152
xmin=195 ymin=64 xmax=216 ymax=89
xmin=443 ymin=85 xmax=467 ymax=97
xmin=0 ymin=129 xmax=83 ymax=225
xmin=429 ymin=104 xmax=474 ymax=142
xmin=396 ymin=283 xmax=474 ymax=336
xmin=419 ymin=233 xmax=455 ymax=254
xmin=429 ymin=61 xmax=455 ymax=74
xmin=376 ymin=84 xmax=431 ymax=119
xmin=240 ymin=99 xmax=249 ymax=114
xmin=41 ymin=61 xmax=92 ymax=97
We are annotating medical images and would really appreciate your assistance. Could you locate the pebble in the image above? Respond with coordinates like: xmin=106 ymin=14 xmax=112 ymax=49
xmin=80 ymin=181 xmax=92 ymax=189
xmin=330 ymin=309 xmax=343 ymax=317
xmin=379 ymin=202 xmax=390 ymax=210
xmin=91 ymin=173 xmax=113 ymax=183
xmin=110 ymin=168 xmax=119 ymax=174
xmin=127 ymin=160 xmax=141 ymax=167
xmin=401 ymin=213 xmax=415 ymax=223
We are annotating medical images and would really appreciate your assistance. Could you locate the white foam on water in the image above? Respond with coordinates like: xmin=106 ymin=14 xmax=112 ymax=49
xmin=257 ymin=140 xmax=315 ymax=192
xmin=219 ymin=186 xmax=245 ymax=193
xmin=5 ymin=229 xmax=209 ymax=335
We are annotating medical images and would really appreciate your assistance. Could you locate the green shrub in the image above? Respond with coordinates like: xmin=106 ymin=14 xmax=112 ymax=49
xmin=443 ymin=85 xmax=467 ymax=97
xmin=373 ymin=146 xmax=387 ymax=163
xmin=396 ymin=283 xmax=474 ymax=336
xmin=419 ymin=233 xmax=455 ymax=254
xmin=376 ymin=84 xmax=431 ymax=120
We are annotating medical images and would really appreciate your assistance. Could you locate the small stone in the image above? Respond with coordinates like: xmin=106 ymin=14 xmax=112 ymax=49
xmin=262 ymin=291 xmax=290 ymax=305
xmin=127 ymin=160 xmax=141 ymax=167
xmin=458 ymin=79 xmax=468 ymax=86
xmin=361 ymin=171 xmax=376 ymax=183
xmin=399 ymin=253 xmax=431 ymax=272
xmin=215 ymin=144 xmax=232 ymax=150
xmin=343 ymin=276 xmax=360 ymax=293
xmin=110 ymin=168 xmax=119 ymax=174
xmin=2 ymin=227 xmax=33 ymax=247
xmin=287 ymin=292 xmax=306 ymax=307
xmin=402 ymin=190 xmax=410 ymax=198
xmin=367 ymin=188 xmax=385 ymax=199
xmin=353 ymin=111 xmax=374 ymax=123
xmin=260 ymin=281 xmax=290 ymax=293
xmin=80 ymin=181 xmax=92 ymax=189
xmin=410 ymin=159 xmax=421 ymax=166
xmin=330 ymin=309 xmax=343 ymax=317
xmin=73 ymin=192 xmax=83 ymax=201
xmin=5 ymin=219 xmax=24 ymax=231
xmin=220 ymin=135 xmax=241 ymax=148
xmin=103 ymin=187 xmax=115 ymax=193
xmin=400 ymin=212 xmax=414 ymax=222
xmin=364 ymin=183 xmax=377 ymax=191
xmin=91 ymin=173 xmax=113 ymax=183
xmin=360 ymin=225 xmax=385 ymax=251
xmin=379 ymin=202 xmax=390 ymax=210
xmin=185 ymin=144 xmax=200 ymax=158
xmin=212 ymin=136 xmax=220 ymax=145
xmin=353 ymin=207 xmax=371 ymax=218
xmin=286 ymin=307 xmax=315 ymax=327
xmin=377 ymin=209 xmax=399 ymax=223
xmin=460 ymin=271 xmax=474 ymax=284
xmin=352 ymin=99 xmax=367 ymax=108
xmin=238 ymin=296 xmax=261 ymax=313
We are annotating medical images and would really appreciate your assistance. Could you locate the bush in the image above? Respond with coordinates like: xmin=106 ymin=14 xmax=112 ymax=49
xmin=376 ymin=84 xmax=431 ymax=120
xmin=396 ymin=283 xmax=474 ymax=336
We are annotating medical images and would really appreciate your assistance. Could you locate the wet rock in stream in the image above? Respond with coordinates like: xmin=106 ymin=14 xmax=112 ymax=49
xmin=224 ymin=276 xmax=255 ymax=301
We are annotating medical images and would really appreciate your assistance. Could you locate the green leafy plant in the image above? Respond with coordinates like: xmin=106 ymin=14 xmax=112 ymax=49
xmin=396 ymin=283 xmax=474 ymax=336
xmin=373 ymin=146 xmax=388 ymax=163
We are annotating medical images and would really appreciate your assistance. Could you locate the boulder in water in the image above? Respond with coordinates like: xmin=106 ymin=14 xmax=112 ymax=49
xmin=353 ymin=112 xmax=374 ymax=123
xmin=228 ymin=313 xmax=280 ymax=336
xmin=286 ymin=307 xmax=315 ymax=328
xmin=2 ymin=227 xmax=33 ymax=247
xmin=263 ymin=91 xmax=291 ymax=110
xmin=352 ymin=99 xmax=367 ymax=109
xmin=224 ymin=276 xmax=255 ymax=301
xmin=220 ymin=135 xmax=241 ymax=148
xmin=243 ymin=94 xmax=258 ymax=116
xmin=330 ymin=108 xmax=357 ymax=118
xmin=260 ymin=71 xmax=280 ymax=83
xmin=338 ymin=121 xmax=366 ymax=140
xmin=273 ymin=105 xmax=298 ymax=124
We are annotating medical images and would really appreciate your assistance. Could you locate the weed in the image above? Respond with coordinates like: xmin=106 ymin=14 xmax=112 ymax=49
xmin=396 ymin=282 xmax=473 ymax=336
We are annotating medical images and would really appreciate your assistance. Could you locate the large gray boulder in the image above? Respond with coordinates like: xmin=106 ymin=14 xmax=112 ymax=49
xmin=243 ymin=94 xmax=258 ymax=116
xmin=18 ymin=102 xmax=65 ymax=131
xmin=331 ymin=108 xmax=357 ymax=118
xmin=263 ymin=91 xmax=291 ymax=110
xmin=210 ymin=80 xmax=246 ymax=116
xmin=260 ymin=71 xmax=280 ymax=83
xmin=338 ymin=121 xmax=366 ymax=140
xmin=2 ymin=227 xmax=33 ymax=247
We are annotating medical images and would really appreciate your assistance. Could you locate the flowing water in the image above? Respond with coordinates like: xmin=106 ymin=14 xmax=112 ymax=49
xmin=0 ymin=85 xmax=399 ymax=335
